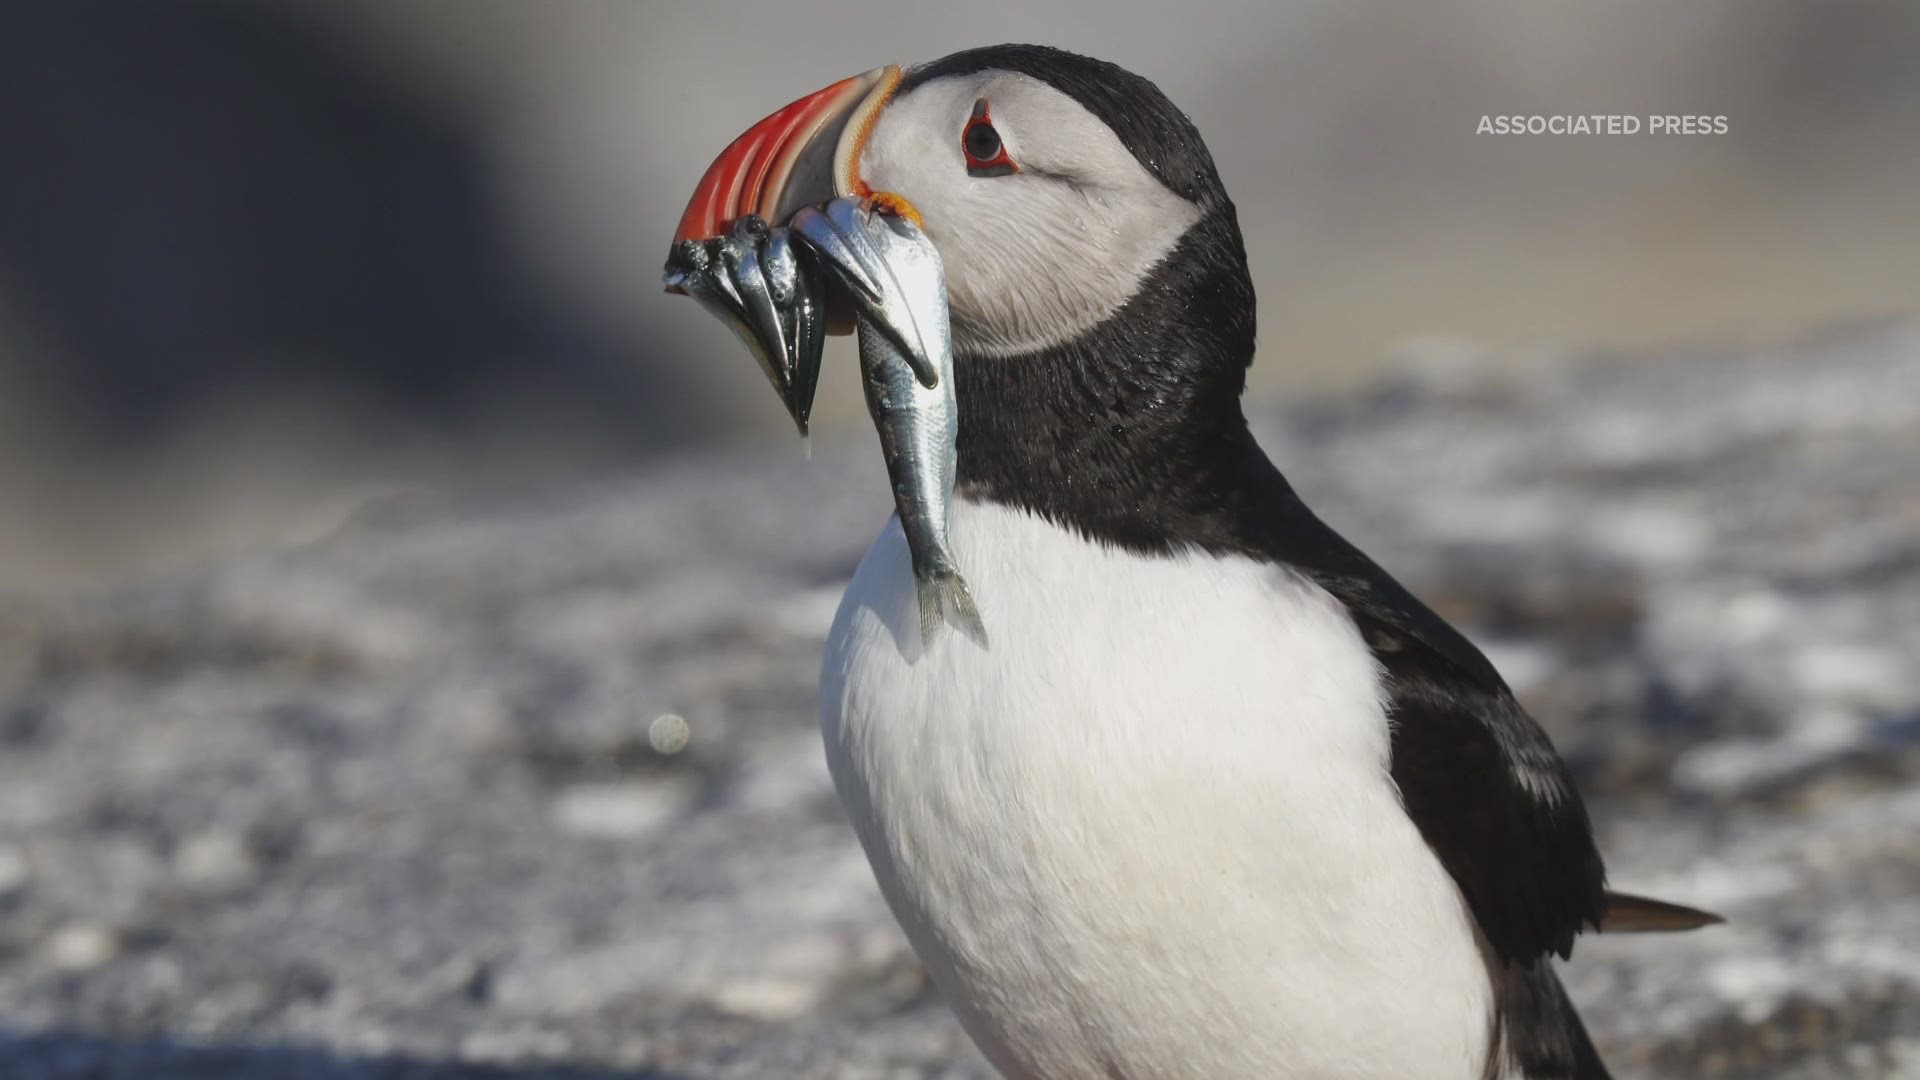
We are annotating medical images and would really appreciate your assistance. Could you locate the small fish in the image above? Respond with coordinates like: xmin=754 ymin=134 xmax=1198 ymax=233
xmin=664 ymin=215 xmax=828 ymax=438
xmin=668 ymin=196 xmax=986 ymax=645
xmin=857 ymin=292 xmax=987 ymax=647
xmin=793 ymin=198 xmax=986 ymax=646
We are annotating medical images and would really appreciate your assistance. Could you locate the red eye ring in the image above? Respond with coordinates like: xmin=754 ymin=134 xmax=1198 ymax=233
xmin=962 ymin=99 xmax=1018 ymax=177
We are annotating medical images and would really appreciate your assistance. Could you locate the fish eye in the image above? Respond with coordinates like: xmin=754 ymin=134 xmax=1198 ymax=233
xmin=963 ymin=99 xmax=1018 ymax=178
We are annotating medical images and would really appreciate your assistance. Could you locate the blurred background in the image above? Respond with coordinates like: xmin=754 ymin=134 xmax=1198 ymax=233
xmin=3 ymin=4 xmax=1920 ymax=1077
xmin=2 ymin=0 xmax=1916 ymax=594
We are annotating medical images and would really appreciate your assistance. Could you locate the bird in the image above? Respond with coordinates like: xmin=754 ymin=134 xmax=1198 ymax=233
xmin=668 ymin=43 xmax=1719 ymax=1080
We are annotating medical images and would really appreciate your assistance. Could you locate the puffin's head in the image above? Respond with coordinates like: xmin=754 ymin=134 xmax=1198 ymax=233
xmin=672 ymin=45 xmax=1256 ymax=515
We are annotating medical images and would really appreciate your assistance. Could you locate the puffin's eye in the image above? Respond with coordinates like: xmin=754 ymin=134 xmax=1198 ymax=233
xmin=965 ymin=122 xmax=1001 ymax=162
xmin=962 ymin=99 xmax=1018 ymax=178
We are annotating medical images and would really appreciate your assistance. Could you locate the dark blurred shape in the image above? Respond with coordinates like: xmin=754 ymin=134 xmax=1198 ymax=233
xmin=0 ymin=1 xmax=696 ymax=448
xmin=0 ymin=1029 xmax=670 ymax=1078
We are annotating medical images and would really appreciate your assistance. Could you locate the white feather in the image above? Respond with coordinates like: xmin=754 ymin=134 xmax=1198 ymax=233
xmin=821 ymin=498 xmax=1501 ymax=1079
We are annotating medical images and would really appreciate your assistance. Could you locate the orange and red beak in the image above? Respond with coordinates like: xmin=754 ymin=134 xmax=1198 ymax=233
xmin=670 ymin=65 xmax=903 ymax=255
xmin=661 ymin=65 xmax=909 ymax=436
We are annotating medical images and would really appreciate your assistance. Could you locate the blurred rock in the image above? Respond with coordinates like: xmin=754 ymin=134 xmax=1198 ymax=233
xmin=0 ymin=2 xmax=703 ymax=442
xmin=0 ymin=324 xmax=1916 ymax=1077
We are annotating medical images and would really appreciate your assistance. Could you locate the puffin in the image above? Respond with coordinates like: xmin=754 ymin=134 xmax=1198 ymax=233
xmin=667 ymin=44 xmax=1718 ymax=1080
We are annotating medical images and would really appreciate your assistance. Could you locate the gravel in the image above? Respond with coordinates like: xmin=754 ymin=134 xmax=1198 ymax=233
xmin=2 ymin=323 xmax=1917 ymax=1078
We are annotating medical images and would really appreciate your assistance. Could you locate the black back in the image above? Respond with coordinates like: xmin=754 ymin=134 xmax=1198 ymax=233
xmin=933 ymin=44 xmax=1612 ymax=1079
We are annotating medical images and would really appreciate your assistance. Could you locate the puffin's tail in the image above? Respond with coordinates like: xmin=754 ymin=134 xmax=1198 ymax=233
xmin=1599 ymin=890 xmax=1723 ymax=934
xmin=1548 ymin=966 xmax=1611 ymax=1080
xmin=1493 ymin=894 xmax=1717 ymax=1078
xmin=1497 ymin=963 xmax=1611 ymax=1080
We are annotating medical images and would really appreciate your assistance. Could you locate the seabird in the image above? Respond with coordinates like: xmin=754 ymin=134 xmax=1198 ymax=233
xmin=666 ymin=43 xmax=1718 ymax=1080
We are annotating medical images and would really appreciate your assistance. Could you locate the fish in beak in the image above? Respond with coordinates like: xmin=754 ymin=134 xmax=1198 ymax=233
xmin=662 ymin=65 xmax=944 ymax=435
xmin=822 ymin=200 xmax=986 ymax=646
xmin=662 ymin=67 xmax=986 ymax=645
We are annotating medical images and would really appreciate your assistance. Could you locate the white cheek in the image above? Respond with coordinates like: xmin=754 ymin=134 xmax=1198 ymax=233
xmin=861 ymin=75 xmax=1201 ymax=356
xmin=934 ymin=179 xmax=1198 ymax=356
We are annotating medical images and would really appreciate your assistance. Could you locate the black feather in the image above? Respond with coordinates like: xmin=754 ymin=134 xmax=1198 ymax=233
xmin=1497 ymin=963 xmax=1612 ymax=1079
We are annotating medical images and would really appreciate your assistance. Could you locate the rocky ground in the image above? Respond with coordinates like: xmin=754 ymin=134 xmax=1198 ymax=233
xmin=1 ymin=323 xmax=1917 ymax=1078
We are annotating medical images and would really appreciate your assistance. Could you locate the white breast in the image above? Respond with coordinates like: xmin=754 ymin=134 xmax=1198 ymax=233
xmin=820 ymin=498 xmax=1497 ymax=1079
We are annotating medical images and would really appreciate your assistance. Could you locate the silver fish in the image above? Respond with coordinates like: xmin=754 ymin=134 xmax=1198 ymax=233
xmin=664 ymin=214 xmax=828 ymax=436
xmin=856 ymin=300 xmax=987 ymax=647
xmin=791 ymin=198 xmax=987 ymax=646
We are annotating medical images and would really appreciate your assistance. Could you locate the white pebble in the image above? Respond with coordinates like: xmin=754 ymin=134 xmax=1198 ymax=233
xmin=648 ymin=713 xmax=691 ymax=755
xmin=705 ymin=975 xmax=824 ymax=1021
xmin=0 ymin=844 xmax=31 ymax=897
xmin=552 ymin=779 xmax=697 ymax=839
xmin=47 ymin=924 xmax=117 ymax=972
xmin=175 ymin=831 xmax=255 ymax=888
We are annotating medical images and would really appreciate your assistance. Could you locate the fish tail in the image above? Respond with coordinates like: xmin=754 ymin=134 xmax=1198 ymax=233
xmin=917 ymin=567 xmax=988 ymax=648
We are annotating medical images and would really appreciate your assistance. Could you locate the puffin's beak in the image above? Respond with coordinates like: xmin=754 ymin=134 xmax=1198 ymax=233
xmin=670 ymin=66 xmax=902 ymax=250
xmin=663 ymin=66 xmax=904 ymax=434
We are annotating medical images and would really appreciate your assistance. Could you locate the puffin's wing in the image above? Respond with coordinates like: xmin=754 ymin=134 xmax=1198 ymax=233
xmin=1358 ymin=602 xmax=1608 ymax=962
xmin=1249 ymin=468 xmax=1607 ymax=963
xmin=1249 ymin=471 xmax=1721 ymax=1080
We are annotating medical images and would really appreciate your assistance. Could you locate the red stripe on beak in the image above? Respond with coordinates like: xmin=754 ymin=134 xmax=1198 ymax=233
xmin=672 ymin=67 xmax=899 ymax=246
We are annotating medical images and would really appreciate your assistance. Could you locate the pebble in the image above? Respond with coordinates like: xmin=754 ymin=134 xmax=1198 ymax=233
xmin=647 ymin=712 xmax=690 ymax=755
xmin=0 ymin=843 xmax=31 ymax=897
xmin=550 ymin=778 xmax=699 ymax=839
xmin=46 ymin=925 xmax=117 ymax=972
xmin=705 ymin=975 xmax=826 ymax=1021
xmin=174 ymin=830 xmax=255 ymax=888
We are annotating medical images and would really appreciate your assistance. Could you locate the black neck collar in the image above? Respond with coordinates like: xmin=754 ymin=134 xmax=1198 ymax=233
xmin=954 ymin=202 xmax=1278 ymax=556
